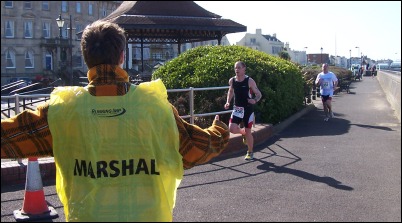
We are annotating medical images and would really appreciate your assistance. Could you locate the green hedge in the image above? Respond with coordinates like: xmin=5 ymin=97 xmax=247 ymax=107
xmin=152 ymin=45 xmax=305 ymax=127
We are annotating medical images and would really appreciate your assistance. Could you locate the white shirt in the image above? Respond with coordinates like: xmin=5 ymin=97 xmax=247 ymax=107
xmin=315 ymin=72 xmax=338 ymax=96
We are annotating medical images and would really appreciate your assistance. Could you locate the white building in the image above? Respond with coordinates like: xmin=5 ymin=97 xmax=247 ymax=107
xmin=236 ymin=29 xmax=311 ymax=65
xmin=236 ymin=29 xmax=284 ymax=56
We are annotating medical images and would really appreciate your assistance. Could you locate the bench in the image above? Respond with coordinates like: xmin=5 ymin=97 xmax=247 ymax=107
xmin=338 ymin=78 xmax=351 ymax=93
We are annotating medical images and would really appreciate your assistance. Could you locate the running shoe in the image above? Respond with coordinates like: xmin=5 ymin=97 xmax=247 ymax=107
xmin=244 ymin=151 xmax=254 ymax=160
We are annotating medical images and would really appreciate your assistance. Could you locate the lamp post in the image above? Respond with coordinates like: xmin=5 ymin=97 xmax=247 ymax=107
xmin=56 ymin=15 xmax=65 ymax=84
xmin=349 ymin=49 xmax=352 ymax=70
xmin=56 ymin=15 xmax=74 ymax=86
xmin=68 ymin=15 xmax=73 ymax=86
xmin=56 ymin=15 xmax=63 ymax=39
xmin=355 ymin=46 xmax=360 ymax=66
xmin=320 ymin=47 xmax=323 ymax=64
xmin=304 ymin=47 xmax=308 ymax=65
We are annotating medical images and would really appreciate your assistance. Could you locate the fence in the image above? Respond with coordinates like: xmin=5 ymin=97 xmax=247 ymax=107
xmin=1 ymin=85 xmax=233 ymax=164
xmin=1 ymin=86 xmax=232 ymax=123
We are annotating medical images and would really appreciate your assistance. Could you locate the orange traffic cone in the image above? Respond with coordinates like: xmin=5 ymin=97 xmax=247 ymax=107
xmin=13 ymin=157 xmax=58 ymax=221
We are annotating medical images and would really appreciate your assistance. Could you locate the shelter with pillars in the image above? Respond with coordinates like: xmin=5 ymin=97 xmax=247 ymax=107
xmin=95 ymin=1 xmax=247 ymax=72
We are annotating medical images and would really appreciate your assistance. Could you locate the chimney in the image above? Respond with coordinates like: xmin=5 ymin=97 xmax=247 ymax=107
xmin=256 ymin=29 xmax=262 ymax=35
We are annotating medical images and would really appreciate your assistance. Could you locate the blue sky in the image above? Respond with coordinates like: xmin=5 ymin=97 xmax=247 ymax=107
xmin=195 ymin=1 xmax=401 ymax=61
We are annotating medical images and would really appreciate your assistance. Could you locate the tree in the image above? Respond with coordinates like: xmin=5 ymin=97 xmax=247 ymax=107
xmin=278 ymin=51 xmax=290 ymax=60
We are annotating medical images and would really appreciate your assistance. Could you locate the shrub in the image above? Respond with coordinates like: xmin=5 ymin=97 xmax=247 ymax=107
xmin=152 ymin=45 xmax=305 ymax=127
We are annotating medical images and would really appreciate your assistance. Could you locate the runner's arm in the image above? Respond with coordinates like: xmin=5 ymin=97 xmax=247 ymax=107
xmin=249 ymin=78 xmax=262 ymax=103
xmin=225 ymin=78 xmax=234 ymax=109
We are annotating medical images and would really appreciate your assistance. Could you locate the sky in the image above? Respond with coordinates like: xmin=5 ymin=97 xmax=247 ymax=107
xmin=195 ymin=1 xmax=401 ymax=62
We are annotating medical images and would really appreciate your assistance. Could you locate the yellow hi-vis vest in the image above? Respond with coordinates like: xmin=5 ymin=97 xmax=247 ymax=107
xmin=48 ymin=79 xmax=182 ymax=222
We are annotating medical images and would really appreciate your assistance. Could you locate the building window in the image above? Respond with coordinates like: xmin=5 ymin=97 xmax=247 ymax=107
xmin=5 ymin=20 xmax=15 ymax=38
xmin=63 ymin=22 xmax=72 ymax=38
xmin=63 ymin=25 xmax=67 ymax=38
xmin=24 ymin=21 xmax=33 ymax=38
xmin=272 ymin=46 xmax=282 ymax=55
xmin=25 ymin=51 xmax=34 ymax=68
xmin=6 ymin=50 xmax=16 ymax=68
xmin=24 ymin=1 xmax=32 ymax=9
xmin=250 ymin=38 xmax=256 ymax=44
xmin=88 ymin=3 xmax=93 ymax=16
xmin=61 ymin=1 xmax=68 ymax=12
xmin=42 ymin=21 xmax=50 ymax=38
xmin=5 ymin=1 xmax=13 ymax=8
xmin=42 ymin=1 xmax=49 ymax=11
xmin=152 ymin=53 xmax=163 ymax=60
xmin=102 ymin=6 xmax=107 ymax=17
xmin=75 ymin=24 xmax=83 ymax=40
xmin=45 ymin=52 xmax=53 ymax=70
xmin=74 ymin=54 xmax=83 ymax=68
xmin=76 ymin=2 xmax=81 ymax=13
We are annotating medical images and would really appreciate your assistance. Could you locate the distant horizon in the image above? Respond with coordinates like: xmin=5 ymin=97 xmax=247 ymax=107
xmin=195 ymin=1 xmax=401 ymax=62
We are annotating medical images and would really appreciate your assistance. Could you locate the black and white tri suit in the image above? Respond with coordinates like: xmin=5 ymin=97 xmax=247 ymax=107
xmin=229 ymin=75 xmax=254 ymax=128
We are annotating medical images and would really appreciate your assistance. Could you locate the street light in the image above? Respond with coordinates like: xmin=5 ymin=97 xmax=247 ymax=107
xmin=355 ymin=46 xmax=360 ymax=66
xmin=304 ymin=47 xmax=308 ymax=65
xmin=56 ymin=15 xmax=74 ymax=86
xmin=68 ymin=15 xmax=73 ymax=86
xmin=56 ymin=15 xmax=64 ymax=39
xmin=320 ymin=47 xmax=323 ymax=64
xmin=349 ymin=49 xmax=352 ymax=69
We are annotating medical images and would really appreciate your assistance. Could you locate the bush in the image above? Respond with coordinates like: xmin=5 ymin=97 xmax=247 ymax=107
xmin=152 ymin=45 xmax=305 ymax=127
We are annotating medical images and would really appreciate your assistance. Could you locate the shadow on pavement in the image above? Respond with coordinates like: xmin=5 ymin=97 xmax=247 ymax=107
xmin=276 ymin=109 xmax=352 ymax=138
xmin=350 ymin=123 xmax=395 ymax=131
xmin=274 ymin=108 xmax=394 ymax=139
xmin=255 ymin=159 xmax=354 ymax=191
xmin=253 ymin=136 xmax=354 ymax=191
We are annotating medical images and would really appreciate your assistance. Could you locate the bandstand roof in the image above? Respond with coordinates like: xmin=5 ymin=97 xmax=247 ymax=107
xmin=101 ymin=1 xmax=247 ymax=44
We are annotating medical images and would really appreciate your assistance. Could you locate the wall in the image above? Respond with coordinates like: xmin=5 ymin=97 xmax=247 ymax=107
xmin=376 ymin=71 xmax=401 ymax=123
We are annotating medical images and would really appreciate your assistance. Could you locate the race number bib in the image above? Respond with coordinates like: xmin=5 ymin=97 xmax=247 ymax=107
xmin=233 ymin=105 xmax=245 ymax=118
xmin=323 ymin=80 xmax=330 ymax=89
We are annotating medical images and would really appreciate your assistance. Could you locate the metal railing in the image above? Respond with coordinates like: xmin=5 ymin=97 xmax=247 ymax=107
xmin=1 ymin=86 xmax=233 ymax=123
xmin=167 ymin=86 xmax=232 ymax=123
xmin=1 ymin=85 xmax=233 ymax=164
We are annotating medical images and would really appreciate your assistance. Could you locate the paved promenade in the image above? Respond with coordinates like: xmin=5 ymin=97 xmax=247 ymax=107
xmin=1 ymin=77 xmax=401 ymax=222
